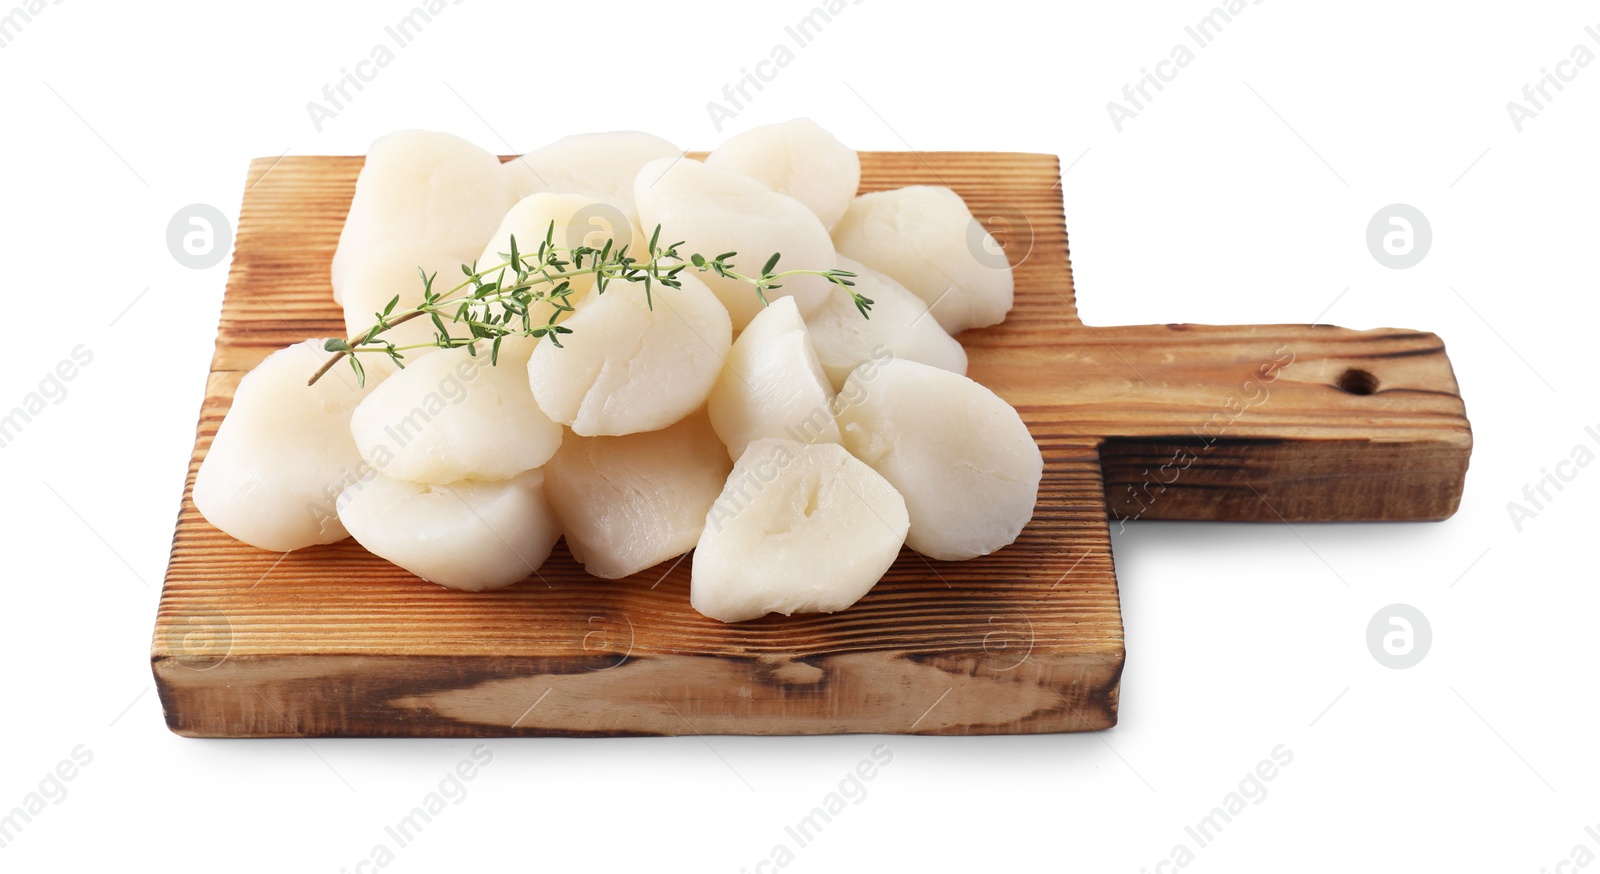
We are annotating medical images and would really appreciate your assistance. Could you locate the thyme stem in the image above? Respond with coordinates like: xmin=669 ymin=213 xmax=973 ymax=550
xmin=310 ymin=224 xmax=869 ymax=386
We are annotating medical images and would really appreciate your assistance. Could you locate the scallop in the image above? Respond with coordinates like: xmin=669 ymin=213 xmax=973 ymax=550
xmin=349 ymin=337 xmax=561 ymax=485
xmin=704 ymin=118 xmax=860 ymax=231
xmin=542 ymin=412 xmax=732 ymax=580
xmin=476 ymin=190 xmax=646 ymax=320
xmin=527 ymin=272 xmax=732 ymax=436
xmin=806 ymin=257 xmax=968 ymax=391
xmin=192 ymin=340 xmax=393 ymax=552
xmin=336 ymin=469 xmax=559 ymax=592
xmin=476 ymin=192 xmax=645 ymax=318
xmin=835 ymin=358 xmax=1042 ymax=561
xmin=331 ymin=130 xmax=515 ymax=304
xmin=707 ymin=296 xmax=840 ymax=462
xmin=830 ymin=186 xmax=1014 ymax=334
xmin=504 ymin=130 xmax=680 ymax=218
xmin=483 ymin=192 xmax=645 ymax=258
xmin=634 ymin=157 xmax=838 ymax=331
xmin=691 ymin=439 xmax=909 ymax=623
xmin=340 ymin=242 xmax=470 ymax=356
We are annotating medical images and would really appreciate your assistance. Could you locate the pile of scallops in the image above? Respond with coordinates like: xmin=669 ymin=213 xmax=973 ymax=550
xmin=193 ymin=119 xmax=1043 ymax=623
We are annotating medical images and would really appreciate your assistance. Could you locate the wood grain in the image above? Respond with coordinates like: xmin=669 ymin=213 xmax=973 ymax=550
xmin=151 ymin=151 xmax=1470 ymax=737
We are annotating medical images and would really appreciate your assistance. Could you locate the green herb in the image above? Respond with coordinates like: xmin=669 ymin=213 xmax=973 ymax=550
xmin=310 ymin=223 xmax=868 ymax=386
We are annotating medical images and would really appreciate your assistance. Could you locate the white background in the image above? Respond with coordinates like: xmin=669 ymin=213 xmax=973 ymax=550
xmin=1 ymin=1 xmax=1595 ymax=871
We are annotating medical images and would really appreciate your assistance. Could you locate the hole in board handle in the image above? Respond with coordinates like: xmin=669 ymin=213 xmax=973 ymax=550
xmin=1336 ymin=368 xmax=1379 ymax=396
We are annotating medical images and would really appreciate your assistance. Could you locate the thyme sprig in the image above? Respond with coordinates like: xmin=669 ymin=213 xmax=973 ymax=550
xmin=310 ymin=223 xmax=868 ymax=386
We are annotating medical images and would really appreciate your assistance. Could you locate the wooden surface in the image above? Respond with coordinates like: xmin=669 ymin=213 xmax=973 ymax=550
xmin=151 ymin=152 xmax=1471 ymax=737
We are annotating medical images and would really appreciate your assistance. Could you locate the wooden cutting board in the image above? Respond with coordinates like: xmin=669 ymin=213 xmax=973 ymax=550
xmin=151 ymin=152 xmax=1472 ymax=737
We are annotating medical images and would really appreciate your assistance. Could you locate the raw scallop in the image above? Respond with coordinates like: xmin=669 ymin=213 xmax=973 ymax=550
xmin=704 ymin=118 xmax=860 ymax=231
xmin=830 ymin=186 xmax=1014 ymax=334
xmin=542 ymin=412 xmax=732 ymax=579
xmin=477 ymin=192 xmax=645 ymax=317
xmin=331 ymin=130 xmax=514 ymax=304
xmin=349 ymin=337 xmax=561 ymax=485
xmin=336 ymin=469 xmax=559 ymax=591
xmin=192 ymin=340 xmax=393 ymax=552
xmin=835 ymin=358 xmax=1041 ymax=560
xmin=504 ymin=130 xmax=680 ymax=218
xmin=805 ymin=257 xmax=967 ymax=390
xmin=341 ymin=242 xmax=471 ymax=356
xmin=527 ymin=272 xmax=732 ymax=436
xmin=634 ymin=157 xmax=838 ymax=331
xmin=707 ymin=296 xmax=840 ymax=462
xmin=691 ymin=439 xmax=908 ymax=622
